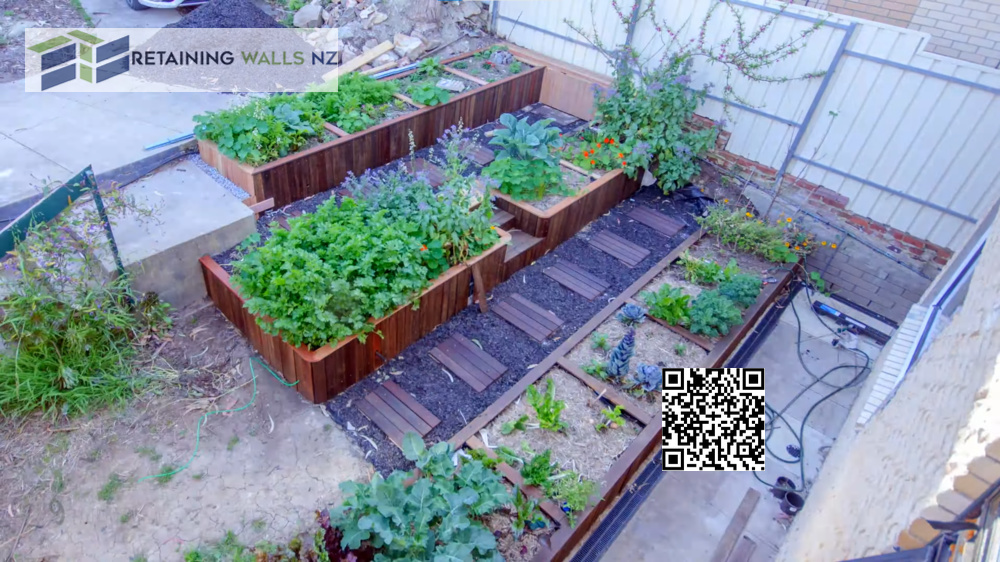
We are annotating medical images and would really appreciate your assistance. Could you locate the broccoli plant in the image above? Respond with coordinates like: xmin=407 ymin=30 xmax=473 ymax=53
xmin=718 ymin=274 xmax=762 ymax=309
xmin=330 ymin=433 xmax=510 ymax=561
xmin=616 ymin=303 xmax=647 ymax=326
xmin=641 ymin=284 xmax=690 ymax=326
xmin=526 ymin=377 xmax=568 ymax=432
xmin=688 ymin=290 xmax=743 ymax=338
xmin=605 ymin=329 xmax=635 ymax=379
xmin=631 ymin=363 xmax=662 ymax=393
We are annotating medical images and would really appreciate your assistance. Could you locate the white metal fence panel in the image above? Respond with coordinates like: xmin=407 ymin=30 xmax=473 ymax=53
xmin=494 ymin=0 xmax=1000 ymax=252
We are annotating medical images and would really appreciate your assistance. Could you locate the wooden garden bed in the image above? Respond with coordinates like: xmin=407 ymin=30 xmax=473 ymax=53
xmin=448 ymin=229 xmax=795 ymax=562
xmin=199 ymin=229 xmax=511 ymax=404
xmin=492 ymin=167 xmax=640 ymax=257
xmin=198 ymin=49 xmax=544 ymax=208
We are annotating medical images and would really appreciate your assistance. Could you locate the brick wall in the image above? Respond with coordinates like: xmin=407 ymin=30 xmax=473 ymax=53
xmin=792 ymin=0 xmax=1000 ymax=68
xmin=692 ymin=115 xmax=948 ymax=323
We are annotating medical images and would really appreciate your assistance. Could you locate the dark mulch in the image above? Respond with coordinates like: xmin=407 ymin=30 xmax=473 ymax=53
xmin=166 ymin=0 xmax=283 ymax=28
xmin=326 ymin=186 xmax=702 ymax=475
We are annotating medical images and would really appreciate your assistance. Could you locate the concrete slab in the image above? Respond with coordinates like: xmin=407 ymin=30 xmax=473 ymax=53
xmin=87 ymin=161 xmax=254 ymax=306
xmin=0 ymin=134 xmax=71 ymax=208
xmin=52 ymin=91 xmax=240 ymax=134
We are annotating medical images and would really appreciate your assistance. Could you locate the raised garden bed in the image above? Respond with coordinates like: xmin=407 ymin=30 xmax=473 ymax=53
xmin=447 ymin=229 xmax=795 ymax=561
xmin=196 ymin=47 xmax=544 ymax=208
xmin=199 ymin=228 xmax=510 ymax=403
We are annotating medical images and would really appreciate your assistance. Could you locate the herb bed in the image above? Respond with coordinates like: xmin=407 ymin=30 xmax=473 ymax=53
xmin=447 ymin=228 xmax=796 ymax=561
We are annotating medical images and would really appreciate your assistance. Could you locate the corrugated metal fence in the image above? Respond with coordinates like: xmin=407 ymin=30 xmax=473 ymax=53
xmin=493 ymin=0 xmax=1000 ymax=252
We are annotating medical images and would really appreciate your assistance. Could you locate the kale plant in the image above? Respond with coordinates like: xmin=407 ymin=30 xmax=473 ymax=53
xmin=331 ymin=434 xmax=511 ymax=561
xmin=605 ymin=329 xmax=635 ymax=379
xmin=688 ymin=290 xmax=743 ymax=338
xmin=526 ymin=377 xmax=568 ymax=432
xmin=641 ymin=284 xmax=690 ymax=326
xmin=616 ymin=302 xmax=647 ymax=326
xmin=719 ymin=274 xmax=762 ymax=309
xmin=632 ymin=363 xmax=662 ymax=393
xmin=483 ymin=113 xmax=568 ymax=201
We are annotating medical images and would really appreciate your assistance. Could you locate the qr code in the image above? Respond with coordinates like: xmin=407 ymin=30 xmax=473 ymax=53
xmin=661 ymin=368 xmax=765 ymax=471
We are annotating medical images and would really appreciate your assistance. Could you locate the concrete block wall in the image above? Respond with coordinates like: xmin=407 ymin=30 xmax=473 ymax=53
xmin=793 ymin=0 xmax=1000 ymax=68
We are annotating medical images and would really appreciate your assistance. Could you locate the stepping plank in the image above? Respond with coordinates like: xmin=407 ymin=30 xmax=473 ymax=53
xmin=359 ymin=380 xmax=440 ymax=448
xmin=629 ymin=206 xmax=685 ymax=236
xmin=589 ymin=231 xmax=650 ymax=267
xmin=491 ymin=208 xmax=515 ymax=230
xmin=531 ymin=104 xmax=580 ymax=125
xmin=429 ymin=334 xmax=508 ymax=392
xmin=459 ymin=140 xmax=496 ymax=166
xmin=404 ymin=158 xmax=447 ymax=187
xmin=493 ymin=293 xmax=564 ymax=342
xmin=543 ymin=259 xmax=609 ymax=300
xmin=504 ymin=229 xmax=544 ymax=264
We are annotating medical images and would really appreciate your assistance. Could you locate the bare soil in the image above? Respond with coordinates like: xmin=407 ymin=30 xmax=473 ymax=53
xmin=566 ymin=305 xmax=707 ymax=418
xmin=0 ymin=0 xmax=87 ymax=83
xmin=0 ymin=302 xmax=371 ymax=561
xmin=483 ymin=369 xmax=642 ymax=485
xmin=450 ymin=56 xmax=531 ymax=83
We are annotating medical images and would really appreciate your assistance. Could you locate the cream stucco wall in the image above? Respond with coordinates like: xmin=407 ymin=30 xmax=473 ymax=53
xmin=776 ymin=211 xmax=1000 ymax=560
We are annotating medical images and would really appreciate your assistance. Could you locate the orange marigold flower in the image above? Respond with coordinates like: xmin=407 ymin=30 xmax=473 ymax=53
xmin=420 ymin=245 xmax=427 ymax=251
xmin=490 ymin=225 xmax=496 ymax=230
xmin=723 ymin=199 xmax=729 ymax=203
xmin=745 ymin=212 xmax=752 ymax=217
xmin=784 ymin=242 xmax=790 ymax=247
xmin=821 ymin=241 xmax=827 ymax=246
xmin=618 ymin=153 xmax=624 ymax=158
xmin=604 ymin=137 xmax=611 ymax=143
xmin=591 ymin=160 xmax=596 ymax=165
xmin=794 ymin=246 xmax=800 ymax=251
xmin=831 ymin=243 xmax=838 ymax=249
xmin=609 ymin=139 xmax=615 ymax=145
xmin=621 ymin=161 xmax=627 ymax=167
xmin=786 ymin=217 xmax=793 ymax=222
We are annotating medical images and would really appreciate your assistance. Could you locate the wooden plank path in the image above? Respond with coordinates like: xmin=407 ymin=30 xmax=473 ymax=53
xmin=357 ymin=380 xmax=441 ymax=449
xmin=404 ymin=158 xmax=447 ymax=187
xmin=429 ymin=334 xmax=508 ymax=392
xmin=629 ymin=206 xmax=685 ymax=236
xmin=543 ymin=259 xmax=610 ymax=300
xmin=588 ymin=230 xmax=651 ymax=267
xmin=493 ymin=293 xmax=564 ymax=342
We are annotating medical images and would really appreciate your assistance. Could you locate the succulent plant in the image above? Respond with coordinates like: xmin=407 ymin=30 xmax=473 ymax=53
xmin=616 ymin=303 xmax=647 ymax=326
xmin=606 ymin=329 xmax=635 ymax=379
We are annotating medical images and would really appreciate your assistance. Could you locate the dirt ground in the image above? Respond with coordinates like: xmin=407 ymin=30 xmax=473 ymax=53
xmin=0 ymin=302 xmax=372 ymax=561
xmin=0 ymin=0 xmax=87 ymax=83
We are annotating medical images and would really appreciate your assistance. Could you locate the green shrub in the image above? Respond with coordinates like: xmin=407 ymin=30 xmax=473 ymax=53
xmin=484 ymin=113 xmax=568 ymax=201
xmin=641 ymin=284 xmax=690 ymax=326
xmin=193 ymin=95 xmax=324 ymax=166
xmin=305 ymin=73 xmax=398 ymax=134
xmin=718 ymin=274 xmax=762 ymax=309
xmin=331 ymin=434 xmax=510 ymax=561
xmin=679 ymin=251 xmax=737 ymax=285
xmin=688 ymin=290 xmax=743 ymax=338
xmin=697 ymin=205 xmax=812 ymax=263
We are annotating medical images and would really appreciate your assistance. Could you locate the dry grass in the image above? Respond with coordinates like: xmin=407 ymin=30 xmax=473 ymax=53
xmin=483 ymin=369 xmax=641 ymax=484
xmin=567 ymin=305 xmax=707 ymax=418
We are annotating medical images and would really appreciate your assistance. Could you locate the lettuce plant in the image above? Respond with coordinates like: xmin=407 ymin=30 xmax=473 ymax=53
xmin=641 ymin=284 xmax=690 ymax=326
xmin=526 ymin=377 xmax=567 ymax=432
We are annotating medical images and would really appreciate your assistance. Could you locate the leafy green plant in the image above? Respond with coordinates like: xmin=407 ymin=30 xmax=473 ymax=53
xmin=631 ymin=364 xmax=662 ymax=393
xmin=590 ymin=52 xmax=717 ymax=191
xmin=332 ymin=433 xmax=510 ymax=561
xmin=417 ymin=57 xmax=446 ymax=76
xmin=306 ymin=73 xmax=398 ymax=134
xmin=453 ymin=61 xmax=468 ymax=69
xmin=512 ymin=487 xmax=546 ymax=539
xmin=595 ymin=405 xmax=625 ymax=431
xmin=520 ymin=449 xmax=556 ymax=492
xmin=551 ymin=474 xmax=599 ymax=527
xmin=679 ymin=251 xmax=731 ymax=285
xmin=674 ymin=343 xmax=687 ymax=356
xmin=606 ymin=329 xmax=635 ymax=379
xmin=483 ymin=113 xmax=568 ymax=201
xmin=526 ymin=377 xmax=568 ymax=432
xmin=465 ymin=447 xmax=500 ymax=470
xmin=410 ymin=82 xmax=451 ymax=106
xmin=582 ymin=359 xmax=608 ymax=380
xmin=688 ymin=290 xmax=743 ymax=338
xmin=509 ymin=60 xmax=523 ymax=74
xmin=98 ymin=474 xmax=125 ymax=502
xmin=616 ymin=303 xmax=647 ymax=326
xmin=719 ymin=274 xmax=762 ymax=309
xmin=501 ymin=414 xmax=529 ymax=435
xmin=559 ymin=129 xmax=622 ymax=172
xmin=641 ymin=284 xmax=691 ymax=326
xmin=194 ymin=95 xmax=324 ymax=166
xmin=809 ymin=270 xmax=831 ymax=296
xmin=591 ymin=332 xmax=609 ymax=351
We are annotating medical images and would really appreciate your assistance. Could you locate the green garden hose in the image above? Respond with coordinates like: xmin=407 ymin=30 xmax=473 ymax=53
xmin=139 ymin=357 xmax=297 ymax=483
